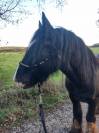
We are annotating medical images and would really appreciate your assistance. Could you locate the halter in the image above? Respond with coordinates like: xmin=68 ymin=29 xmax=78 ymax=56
xmin=19 ymin=58 xmax=49 ymax=70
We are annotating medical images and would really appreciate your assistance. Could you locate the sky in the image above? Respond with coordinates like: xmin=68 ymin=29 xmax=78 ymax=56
xmin=0 ymin=0 xmax=99 ymax=47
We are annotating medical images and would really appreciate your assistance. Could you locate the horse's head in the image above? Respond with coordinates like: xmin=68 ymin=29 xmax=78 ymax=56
xmin=14 ymin=12 xmax=59 ymax=88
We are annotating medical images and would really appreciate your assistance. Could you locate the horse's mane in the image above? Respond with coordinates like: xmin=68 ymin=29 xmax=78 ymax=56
xmin=55 ymin=27 xmax=97 ymax=87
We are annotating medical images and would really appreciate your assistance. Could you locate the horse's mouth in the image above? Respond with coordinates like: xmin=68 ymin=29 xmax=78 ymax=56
xmin=23 ymin=84 xmax=33 ymax=89
xmin=15 ymin=82 xmax=33 ymax=89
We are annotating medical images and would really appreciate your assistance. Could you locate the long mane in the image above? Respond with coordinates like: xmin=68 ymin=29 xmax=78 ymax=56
xmin=56 ymin=28 xmax=97 ymax=88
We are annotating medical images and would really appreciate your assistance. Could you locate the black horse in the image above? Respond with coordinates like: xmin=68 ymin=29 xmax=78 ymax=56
xmin=14 ymin=12 xmax=99 ymax=133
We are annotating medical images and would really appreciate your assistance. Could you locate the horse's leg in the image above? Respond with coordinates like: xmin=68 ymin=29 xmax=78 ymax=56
xmin=86 ymin=98 xmax=97 ymax=133
xmin=66 ymin=79 xmax=82 ymax=133
xmin=69 ymin=93 xmax=83 ymax=133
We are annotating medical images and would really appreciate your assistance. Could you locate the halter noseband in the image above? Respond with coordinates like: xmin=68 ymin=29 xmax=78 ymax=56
xmin=19 ymin=58 xmax=49 ymax=69
xmin=19 ymin=62 xmax=30 ymax=68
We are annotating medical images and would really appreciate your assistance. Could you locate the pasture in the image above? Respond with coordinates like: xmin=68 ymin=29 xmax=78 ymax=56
xmin=0 ymin=46 xmax=99 ymax=129
xmin=0 ymin=52 xmax=24 ymax=88
xmin=90 ymin=47 xmax=99 ymax=54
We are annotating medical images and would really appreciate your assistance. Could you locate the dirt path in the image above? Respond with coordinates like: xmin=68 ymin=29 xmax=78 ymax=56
xmin=4 ymin=101 xmax=99 ymax=133
xmin=9 ymin=100 xmax=72 ymax=133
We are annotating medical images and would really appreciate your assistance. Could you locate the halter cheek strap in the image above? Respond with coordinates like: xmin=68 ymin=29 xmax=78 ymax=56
xmin=19 ymin=58 xmax=49 ymax=69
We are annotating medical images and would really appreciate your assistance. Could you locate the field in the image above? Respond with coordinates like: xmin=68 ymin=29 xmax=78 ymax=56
xmin=0 ymin=46 xmax=99 ymax=129
xmin=0 ymin=52 xmax=24 ymax=87
xmin=90 ymin=47 xmax=99 ymax=54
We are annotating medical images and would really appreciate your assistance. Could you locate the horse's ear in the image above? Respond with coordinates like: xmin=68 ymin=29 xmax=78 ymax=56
xmin=42 ymin=12 xmax=53 ymax=29
xmin=39 ymin=21 xmax=42 ymax=28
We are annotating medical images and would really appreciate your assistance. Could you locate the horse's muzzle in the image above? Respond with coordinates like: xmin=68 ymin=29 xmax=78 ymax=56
xmin=15 ymin=82 xmax=25 ymax=88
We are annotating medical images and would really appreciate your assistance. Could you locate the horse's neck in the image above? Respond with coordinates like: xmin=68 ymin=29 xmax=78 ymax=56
xmin=59 ymin=47 xmax=96 ymax=88
xmin=60 ymin=53 xmax=80 ymax=86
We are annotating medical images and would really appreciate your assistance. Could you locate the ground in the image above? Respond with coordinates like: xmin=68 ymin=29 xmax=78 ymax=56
xmin=1 ymin=101 xmax=99 ymax=133
xmin=3 ymin=99 xmax=72 ymax=133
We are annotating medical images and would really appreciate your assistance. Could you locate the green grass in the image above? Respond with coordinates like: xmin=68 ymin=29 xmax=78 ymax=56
xmin=0 ymin=52 xmax=24 ymax=87
xmin=90 ymin=47 xmax=99 ymax=54
xmin=0 ymin=89 xmax=38 ymax=127
xmin=0 ymin=88 xmax=66 ymax=128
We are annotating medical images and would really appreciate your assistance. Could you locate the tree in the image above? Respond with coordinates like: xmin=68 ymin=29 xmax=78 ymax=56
xmin=0 ymin=0 xmax=21 ymax=22
xmin=36 ymin=0 xmax=66 ymax=10
xmin=0 ymin=0 xmax=66 ymax=23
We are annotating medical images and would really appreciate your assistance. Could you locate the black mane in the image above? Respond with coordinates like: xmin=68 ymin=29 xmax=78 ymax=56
xmin=54 ymin=28 xmax=97 ymax=88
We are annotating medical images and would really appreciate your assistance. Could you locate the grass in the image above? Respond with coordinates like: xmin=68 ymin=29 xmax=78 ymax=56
xmin=0 ymin=87 xmax=66 ymax=129
xmin=0 ymin=89 xmax=37 ymax=127
xmin=0 ymin=52 xmax=24 ymax=88
xmin=0 ymin=46 xmax=98 ymax=129
xmin=90 ymin=47 xmax=99 ymax=54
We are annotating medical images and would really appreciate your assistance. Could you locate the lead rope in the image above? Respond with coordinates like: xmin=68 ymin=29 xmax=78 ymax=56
xmin=38 ymin=83 xmax=48 ymax=133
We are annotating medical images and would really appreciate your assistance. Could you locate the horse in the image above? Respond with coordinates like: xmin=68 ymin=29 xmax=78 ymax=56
xmin=14 ymin=12 xmax=99 ymax=133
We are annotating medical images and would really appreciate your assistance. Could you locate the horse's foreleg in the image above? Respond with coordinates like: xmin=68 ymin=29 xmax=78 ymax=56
xmin=86 ymin=98 xmax=97 ymax=133
xmin=69 ymin=94 xmax=83 ymax=133
xmin=66 ymin=79 xmax=82 ymax=133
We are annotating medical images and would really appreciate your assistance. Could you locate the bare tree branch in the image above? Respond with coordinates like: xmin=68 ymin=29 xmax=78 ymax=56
xmin=0 ymin=0 xmax=21 ymax=16
xmin=0 ymin=0 xmax=67 ymax=25
xmin=0 ymin=0 xmax=21 ymax=21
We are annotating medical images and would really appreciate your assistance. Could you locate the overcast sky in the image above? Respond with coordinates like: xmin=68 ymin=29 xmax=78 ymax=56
xmin=0 ymin=0 xmax=99 ymax=47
